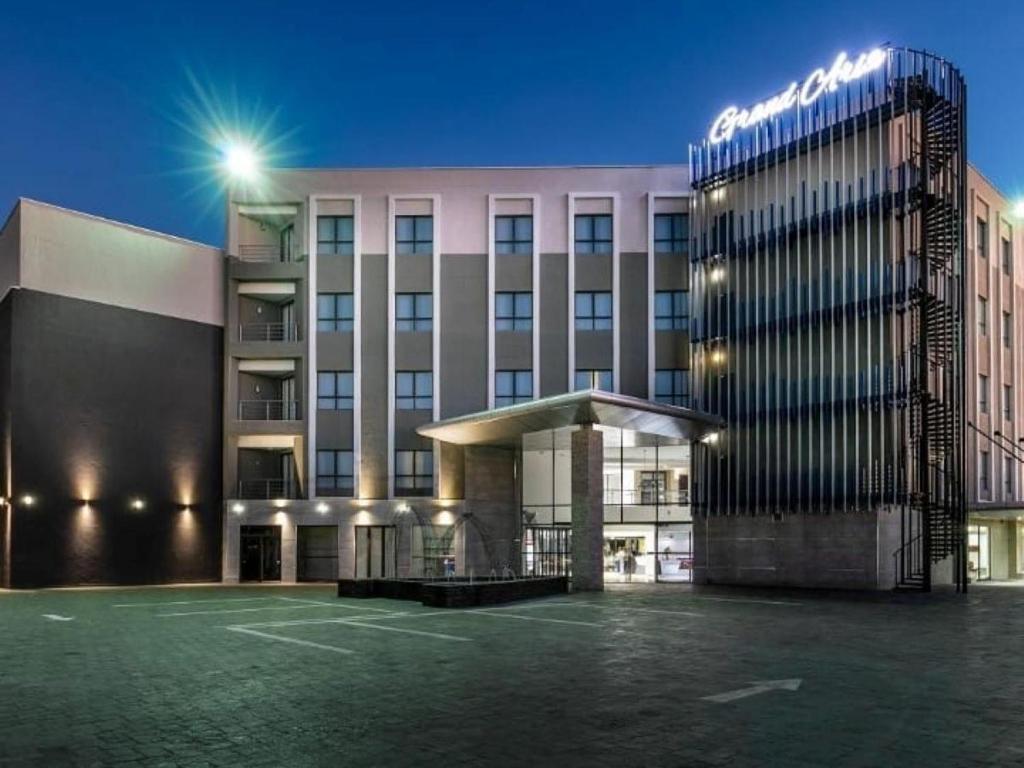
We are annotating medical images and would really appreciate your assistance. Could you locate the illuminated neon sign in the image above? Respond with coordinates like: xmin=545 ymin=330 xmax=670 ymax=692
xmin=708 ymin=48 xmax=887 ymax=144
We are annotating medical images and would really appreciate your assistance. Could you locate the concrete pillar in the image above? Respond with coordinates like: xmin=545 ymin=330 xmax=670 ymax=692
xmin=571 ymin=424 xmax=604 ymax=591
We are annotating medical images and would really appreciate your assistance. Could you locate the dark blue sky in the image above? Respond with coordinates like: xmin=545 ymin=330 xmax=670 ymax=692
xmin=2 ymin=0 xmax=1021 ymax=245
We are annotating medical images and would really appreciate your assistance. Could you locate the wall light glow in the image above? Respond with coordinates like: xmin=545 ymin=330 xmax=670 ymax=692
xmin=231 ymin=502 xmax=246 ymax=514
xmin=272 ymin=499 xmax=288 ymax=509
xmin=709 ymin=267 xmax=726 ymax=283
xmin=702 ymin=432 xmax=720 ymax=445
xmin=130 ymin=498 xmax=146 ymax=511
xmin=20 ymin=495 xmax=36 ymax=507
xmin=316 ymin=502 xmax=330 ymax=514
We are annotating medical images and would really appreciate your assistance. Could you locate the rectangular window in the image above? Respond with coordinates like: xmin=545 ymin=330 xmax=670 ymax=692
xmin=980 ymin=449 xmax=991 ymax=498
xmin=495 ymin=370 xmax=533 ymax=407
xmin=396 ymin=371 xmax=433 ymax=410
xmin=316 ymin=450 xmax=354 ymax=496
xmin=574 ymin=214 xmax=613 ymax=255
xmin=979 ymin=374 xmax=989 ymax=414
xmin=1005 ymin=384 xmax=1014 ymax=422
xmin=977 ymin=218 xmax=988 ymax=259
xmin=317 ymin=371 xmax=354 ymax=410
xmin=317 ymin=216 xmax=354 ymax=256
xmin=979 ymin=296 xmax=988 ymax=335
xmin=654 ymin=290 xmax=689 ymax=330
xmin=655 ymin=369 xmax=690 ymax=407
xmin=395 ymin=449 xmax=432 ymax=496
xmin=317 ymin=293 xmax=354 ymax=332
xmin=1004 ymin=312 xmax=1013 ymax=348
xmin=654 ymin=213 xmax=688 ymax=253
xmin=575 ymin=291 xmax=612 ymax=330
xmin=495 ymin=292 xmax=532 ymax=331
xmin=495 ymin=215 xmax=533 ymax=255
xmin=574 ymin=370 xmax=612 ymax=392
xmin=396 ymin=215 xmax=433 ymax=255
xmin=1005 ymin=456 xmax=1015 ymax=500
xmin=396 ymin=293 xmax=432 ymax=331
xmin=1003 ymin=237 xmax=1013 ymax=276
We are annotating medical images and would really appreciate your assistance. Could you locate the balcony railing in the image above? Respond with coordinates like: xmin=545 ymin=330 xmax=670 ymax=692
xmin=237 ymin=244 xmax=298 ymax=262
xmin=237 ymin=479 xmax=297 ymax=500
xmin=603 ymin=489 xmax=691 ymax=506
xmin=238 ymin=322 xmax=300 ymax=342
xmin=237 ymin=400 xmax=301 ymax=421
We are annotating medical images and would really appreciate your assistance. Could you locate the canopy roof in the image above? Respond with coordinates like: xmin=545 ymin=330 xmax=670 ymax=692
xmin=417 ymin=390 xmax=723 ymax=447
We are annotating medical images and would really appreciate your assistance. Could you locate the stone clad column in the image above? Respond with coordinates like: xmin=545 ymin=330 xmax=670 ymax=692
xmin=571 ymin=424 xmax=604 ymax=591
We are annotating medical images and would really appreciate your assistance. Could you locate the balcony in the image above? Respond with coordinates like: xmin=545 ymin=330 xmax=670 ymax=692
xmin=238 ymin=322 xmax=300 ymax=343
xmin=238 ymin=243 xmax=294 ymax=263
xmin=234 ymin=205 xmax=301 ymax=263
xmin=238 ymin=479 xmax=298 ymax=500
xmin=237 ymin=400 xmax=301 ymax=421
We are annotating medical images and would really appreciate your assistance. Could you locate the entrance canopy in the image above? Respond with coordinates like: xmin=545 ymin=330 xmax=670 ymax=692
xmin=417 ymin=390 xmax=723 ymax=447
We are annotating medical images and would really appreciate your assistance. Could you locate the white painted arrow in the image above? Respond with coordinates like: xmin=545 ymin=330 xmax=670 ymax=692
xmin=42 ymin=614 xmax=74 ymax=622
xmin=701 ymin=679 xmax=802 ymax=703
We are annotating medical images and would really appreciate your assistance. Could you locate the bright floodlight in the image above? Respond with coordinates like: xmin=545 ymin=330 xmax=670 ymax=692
xmin=223 ymin=142 xmax=259 ymax=181
xmin=1014 ymin=200 xmax=1024 ymax=219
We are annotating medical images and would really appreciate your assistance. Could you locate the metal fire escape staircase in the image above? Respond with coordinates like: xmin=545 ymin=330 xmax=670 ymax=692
xmin=894 ymin=80 xmax=966 ymax=591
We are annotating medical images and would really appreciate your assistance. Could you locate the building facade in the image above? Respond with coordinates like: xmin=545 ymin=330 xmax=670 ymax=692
xmin=221 ymin=166 xmax=700 ymax=585
xmin=0 ymin=200 xmax=224 ymax=588
xmin=965 ymin=168 xmax=1024 ymax=582
xmin=3 ymin=45 xmax=1021 ymax=591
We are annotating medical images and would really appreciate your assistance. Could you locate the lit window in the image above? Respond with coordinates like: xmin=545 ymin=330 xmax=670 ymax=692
xmin=317 ymin=216 xmax=354 ymax=256
xmin=574 ymin=370 xmax=612 ymax=392
xmin=317 ymin=372 xmax=354 ymax=410
xmin=395 ymin=449 xmax=432 ymax=496
xmin=396 ymin=293 xmax=432 ymax=331
xmin=495 ymin=370 xmax=533 ymax=406
xmin=317 ymin=293 xmax=353 ymax=332
xmin=396 ymin=215 xmax=433 ymax=255
xmin=654 ymin=291 xmax=689 ymax=330
xmin=575 ymin=214 xmax=612 ymax=255
xmin=575 ymin=292 xmax=612 ymax=330
xmin=495 ymin=292 xmax=532 ymax=331
xmin=495 ymin=215 xmax=533 ymax=255
xmin=316 ymin=450 xmax=354 ymax=496
xmin=396 ymin=372 xmax=433 ymax=410
xmin=654 ymin=213 xmax=688 ymax=253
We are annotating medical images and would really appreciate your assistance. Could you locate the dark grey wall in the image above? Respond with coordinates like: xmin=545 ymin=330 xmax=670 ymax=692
xmin=440 ymin=254 xmax=487 ymax=418
xmin=539 ymin=254 xmax=568 ymax=396
xmin=0 ymin=295 xmax=11 ymax=587
xmin=6 ymin=289 xmax=223 ymax=588
xmin=359 ymin=255 xmax=389 ymax=499
xmin=619 ymin=252 xmax=648 ymax=398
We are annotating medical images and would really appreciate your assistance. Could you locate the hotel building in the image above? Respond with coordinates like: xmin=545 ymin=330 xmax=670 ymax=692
xmin=1 ymin=45 xmax=1020 ymax=591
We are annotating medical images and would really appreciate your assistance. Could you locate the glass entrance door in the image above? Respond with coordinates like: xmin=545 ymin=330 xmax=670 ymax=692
xmin=968 ymin=524 xmax=991 ymax=582
xmin=354 ymin=525 xmax=397 ymax=579
xmin=240 ymin=525 xmax=282 ymax=582
xmin=523 ymin=526 xmax=571 ymax=576
xmin=603 ymin=527 xmax=655 ymax=583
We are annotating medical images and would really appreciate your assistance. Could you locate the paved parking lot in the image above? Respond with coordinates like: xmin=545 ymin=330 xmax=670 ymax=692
xmin=1 ymin=582 xmax=1023 ymax=767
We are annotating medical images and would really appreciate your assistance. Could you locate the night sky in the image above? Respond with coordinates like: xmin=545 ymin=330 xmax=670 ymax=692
xmin=2 ymin=0 xmax=1020 ymax=245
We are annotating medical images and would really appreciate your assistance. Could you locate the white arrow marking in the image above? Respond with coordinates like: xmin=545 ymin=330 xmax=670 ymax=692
xmin=42 ymin=614 xmax=74 ymax=622
xmin=701 ymin=679 xmax=802 ymax=703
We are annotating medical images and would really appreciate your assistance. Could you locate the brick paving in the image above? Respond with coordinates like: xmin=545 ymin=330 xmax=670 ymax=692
xmin=1 ymin=582 xmax=1023 ymax=767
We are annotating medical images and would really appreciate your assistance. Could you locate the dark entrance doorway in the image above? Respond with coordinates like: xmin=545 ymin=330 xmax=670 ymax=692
xmin=297 ymin=526 xmax=338 ymax=581
xmin=240 ymin=525 xmax=282 ymax=582
xmin=354 ymin=525 xmax=396 ymax=579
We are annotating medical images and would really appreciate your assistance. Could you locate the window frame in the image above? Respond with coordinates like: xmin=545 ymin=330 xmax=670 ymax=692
xmin=495 ymin=291 xmax=533 ymax=331
xmin=396 ymin=371 xmax=433 ymax=411
xmin=317 ymin=293 xmax=354 ymax=332
xmin=396 ymin=215 xmax=433 ymax=256
xmin=574 ymin=214 xmax=613 ymax=255
xmin=317 ymin=371 xmax=354 ymax=410
xmin=575 ymin=291 xmax=613 ymax=331
xmin=317 ymin=215 xmax=354 ymax=256
xmin=654 ymin=369 xmax=690 ymax=407
xmin=979 ymin=374 xmax=989 ymax=414
xmin=978 ymin=296 xmax=988 ymax=335
xmin=395 ymin=449 xmax=433 ymax=496
xmin=574 ymin=369 xmax=612 ymax=392
xmin=494 ymin=369 xmax=533 ymax=407
xmin=495 ymin=215 xmax=533 ymax=255
xmin=316 ymin=449 xmax=354 ymax=496
xmin=653 ymin=213 xmax=688 ymax=254
xmin=395 ymin=293 xmax=433 ymax=332
xmin=654 ymin=290 xmax=689 ymax=330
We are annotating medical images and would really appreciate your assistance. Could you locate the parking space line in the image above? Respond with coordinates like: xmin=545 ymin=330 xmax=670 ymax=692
xmin=234 ymin=613 xmax=408 ymax=629
xmin=337 ymin=620 xmax=472 ymax=642
xmin=467 ymin=609 xmax=601 ymax=627
xmin=567 ymin=603 xmax=702 ymax=618
xmin=226 ymin=626 xmax=355 ymax=655
xmin=276 ymin=597 xmax=395 ymax=613
xmin=158 ymin=604 xmax=365 ymax=618
xmin=114 ymin=597 xmax=278 ymax=608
